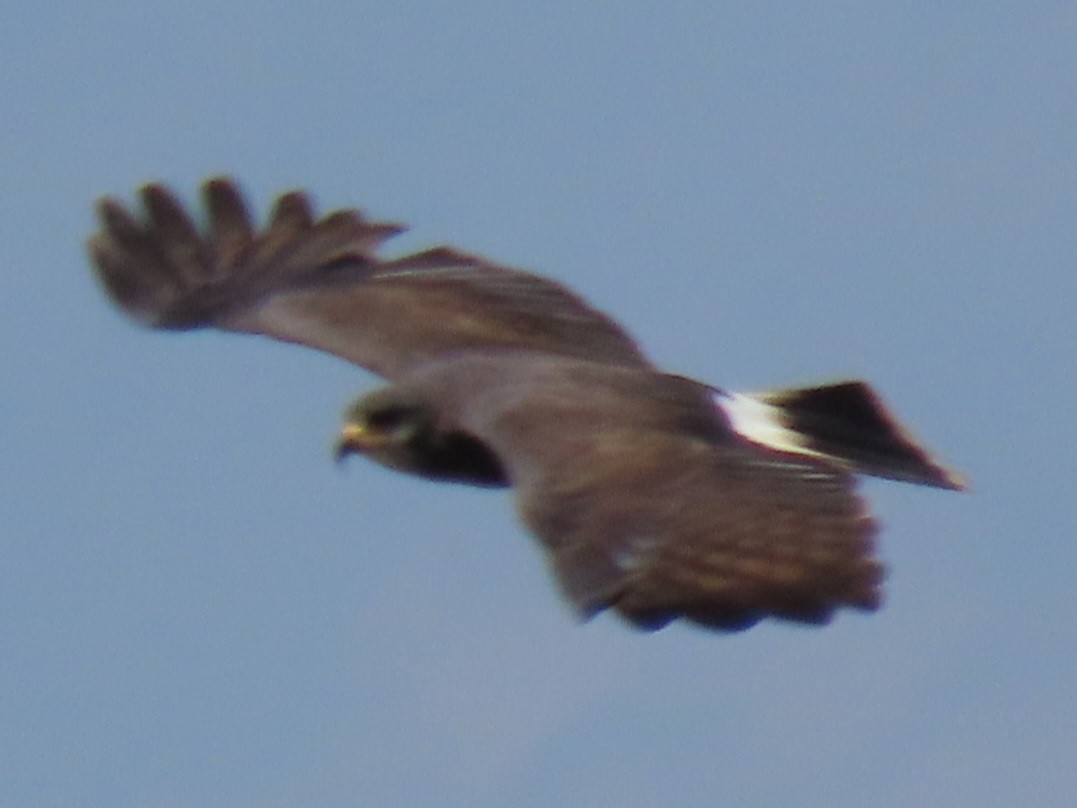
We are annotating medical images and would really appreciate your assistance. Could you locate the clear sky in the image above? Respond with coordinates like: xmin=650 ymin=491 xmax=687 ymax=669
xmin=3 ymin=3 xmax=1075 ymax=806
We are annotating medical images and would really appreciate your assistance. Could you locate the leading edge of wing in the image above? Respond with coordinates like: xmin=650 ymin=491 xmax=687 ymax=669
xmin=88 ymin=177 xmax=652 ymax=379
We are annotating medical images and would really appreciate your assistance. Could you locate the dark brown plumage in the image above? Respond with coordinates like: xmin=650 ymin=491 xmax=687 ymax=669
xmin=89 ymin=177 xmax=964 ymax=632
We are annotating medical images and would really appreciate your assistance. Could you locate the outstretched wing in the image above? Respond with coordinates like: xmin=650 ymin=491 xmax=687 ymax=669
xmin=88 ymin=178 xmax=652 ymax=379
xmin=400 ymin=355 xmax=883 ymax=631
xmin=521 ymin=435 xmax=880 ymax=631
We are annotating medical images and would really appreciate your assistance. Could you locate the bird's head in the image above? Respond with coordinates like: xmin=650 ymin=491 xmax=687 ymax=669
xmin=336 ymin=388 xmax=435 ymax=470
xmin=335 ymin=387 xmax=508 ymax=487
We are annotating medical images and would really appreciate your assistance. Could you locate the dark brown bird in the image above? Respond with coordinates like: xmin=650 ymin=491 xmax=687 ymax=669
xmin=88 ymin=178 xmax=964 ymax=632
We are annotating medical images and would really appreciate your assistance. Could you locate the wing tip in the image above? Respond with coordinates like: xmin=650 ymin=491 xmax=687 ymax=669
xmin=87 ymin=176 xmax=410 ymax=329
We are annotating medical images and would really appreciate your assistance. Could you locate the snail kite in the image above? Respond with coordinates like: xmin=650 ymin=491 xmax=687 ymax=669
xmin=88 ymin=178 xmax=964 ymax=632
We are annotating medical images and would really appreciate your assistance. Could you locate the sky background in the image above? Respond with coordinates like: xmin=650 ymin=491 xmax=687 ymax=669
xmin=3 ymin=3 xmax=1075 ymax=806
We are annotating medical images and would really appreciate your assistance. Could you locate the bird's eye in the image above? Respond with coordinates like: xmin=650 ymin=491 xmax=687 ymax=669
xmin=366 ymin=405 xmax=412 ymax=432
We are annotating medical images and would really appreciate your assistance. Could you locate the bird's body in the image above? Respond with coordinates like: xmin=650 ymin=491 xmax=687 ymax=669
xmin=89 ymin=178 xmax=963 ymax=632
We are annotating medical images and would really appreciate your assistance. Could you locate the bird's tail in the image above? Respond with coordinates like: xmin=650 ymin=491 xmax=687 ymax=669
xmin=713 ymin=381 xmax=966 ymax=490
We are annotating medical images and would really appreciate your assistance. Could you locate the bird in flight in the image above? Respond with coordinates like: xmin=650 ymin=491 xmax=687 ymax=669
xmin=88 ymin=178 xmax=964 ymax=632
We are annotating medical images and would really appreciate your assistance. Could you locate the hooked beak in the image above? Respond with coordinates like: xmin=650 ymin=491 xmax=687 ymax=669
xmin=334 ymin=423 xmax=392 ymax=464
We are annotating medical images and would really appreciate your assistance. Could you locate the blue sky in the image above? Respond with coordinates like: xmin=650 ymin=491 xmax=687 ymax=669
xmin=3 ymin=3 xmax=1075 ymax=806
